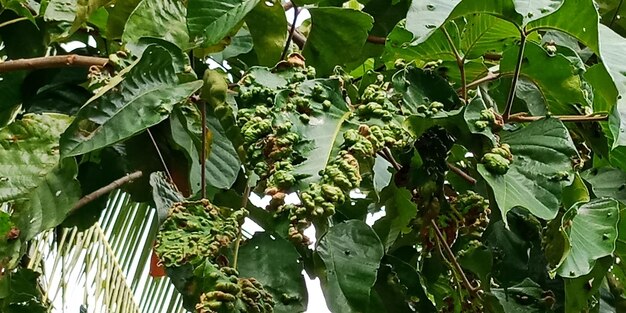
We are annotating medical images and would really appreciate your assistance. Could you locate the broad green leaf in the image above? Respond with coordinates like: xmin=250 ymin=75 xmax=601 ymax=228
xmin=582 ymin=167 xmax=626 ymax=204
xmin=0 ymin=114 xmax=73 ymax=201
xmin=392 ymin=66 xmax=463 ymax=115
xmin=371 ymin=255 xmax=436 ymax=312
xmin=11 ymin=157 xmax=80 ymax=242
xmin=491 ymin=278 xmax=555 ymax=312
xmin=557 ymin=198 xmax=620 ymax=278
xmin=562 ymin=173 xmax=590 ymax=210
xmin=384 ymin=20 xmax=457 ymax=66
xmin=70 ymin=0 xmax=109 ymax=35
xmin=209 ymin=27 xmax=254 ymax=62
xmin=597 ymin=25 xmax=626 ymax=172
xmin=106 ymin=0 xmax=142 ymax=39
xmin=302 ymin=8 xmax=374 ymax=76
xmin=478 ymin=118 xmax=578 ymax=222
xmin=513 ymin=0 xmax=563 ymax=23
xmin=526 ymin=0 xmax=600 ymax=54
xmin=169 ymin=103 xmax=241 ymax=191
xmin=458 ymin=244 xmax=493 ymax=289
xmin=238 ymin=232 xmax=308 ymax=313
xmin=385 ymin=15 xmax=523 ymax=67
xmin=44 ymin=0 xmax=76 ymax=22
xmin=122 ymin=0 xmax=189 ymax=50
xmin=499 ymin=41 xmax=589 ymax=115
xmin=187 ymin=0 xmax=259 ymax=47
xmin=0 ymin=268 xmax=49 ymax=312
xmin=405 ymin=0 xmax=521 ymax=43
xmin=372 ymin=182 xmax=417 ymax=250
xmin=315 ymin=220 xmax=384 ymax=313
xmin=60 ymin=45 xmax=203 ymax=158
xmin=0 ymin=114 xmax=80 ymax=268
xmin=291 ymin=79 xmax=354 ymax=186
xmin=564 ymin=256 xmax=613 ymax=313
xmin=462 ymin=13 xmax=521 ymax=59
xmin=597 ymin=0 xmax=626 ymax=37
xmin=149 ymin=171 xmax=183 ymax=223
xmin=244 ymin=0 xmax=287 ymax=66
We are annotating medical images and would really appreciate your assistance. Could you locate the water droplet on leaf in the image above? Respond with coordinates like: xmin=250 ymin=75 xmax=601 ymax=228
xmin=426 ymin=4 xmax=435 ymax=10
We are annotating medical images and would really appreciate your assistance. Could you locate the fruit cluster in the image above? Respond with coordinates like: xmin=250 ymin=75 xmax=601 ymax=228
xmin=195 ymin=262 xmax=274 ymax=313
xmin=154 ymin=200 xmax=247 ymax=267
xmin=481 ymin=144 xmax=513 ymax=175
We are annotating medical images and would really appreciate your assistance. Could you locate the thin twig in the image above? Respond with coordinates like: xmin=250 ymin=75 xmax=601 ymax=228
xmin=380 ymin=148 xmax=402 ymax=171
xmin=447 ymin=162 xmax=476 ymax=185
xmin=441 ymin=26 xmax=466 ymax=102
xmin=462 ymin=71 xmax=500 ymax=92
xmin=430 ymin=219 xmax=482 ymax=298
xmin=200 ymin=101 xmax=208 ymax=199
xmin=507 ymin=113 xmax=609 ymax=123
xmin=502 ymin=33 xmax=528 ymax=122
xmin=0 ymin=55 xmax=108 ymax=73
xmin=70 ymin=171 xmax=143 ymax=213
xmin=367 ymin=35 xmax=386 ymax=45
xmin=287 ymin=25 xmax=307 ymax=49
xmin=281 ymin=4 xmax=300 ymax=60
xmin=146 ymin=129 xmax=174 ymax=184
xmin=0 ymin=16 xmax=29 ymax=29
xmin=233 ymin=184 xmax=251 ymax=269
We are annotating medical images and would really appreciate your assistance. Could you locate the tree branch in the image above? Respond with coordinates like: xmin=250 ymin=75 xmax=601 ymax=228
xmin=508 ymin=113 xmax=609 ymax=123
xmin=462 ymin=71 xmax=500 ymax=92
xmin=0 ymin=55 xmax=108 ymax=73
xmin=502 ymin=33 xmax=528 ymax=122
xmin=447 ymin=162 xmax=476 ymax=185
xmin=282 ymin=5 xmax=301 ymax=60
xmin=367 ymin=35 xmax=386 ymax=45
xmin=0 ymin=16 xmax=29 ymax=29
xmin=441 ymin=26 xmax=466 ymax=102
xmin=70 ymin=171 xmax=143 ymax=213
xmin=431 ymin=219 xmax=482 ymax=297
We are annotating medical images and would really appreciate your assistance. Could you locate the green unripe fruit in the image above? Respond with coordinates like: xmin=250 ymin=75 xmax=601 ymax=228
xmin=482 ymin=153 xmax=511 ymax=175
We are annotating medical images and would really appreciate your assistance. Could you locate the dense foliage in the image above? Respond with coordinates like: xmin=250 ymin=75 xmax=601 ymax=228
xmin=3 ymin=0 xmax=626 ymax=312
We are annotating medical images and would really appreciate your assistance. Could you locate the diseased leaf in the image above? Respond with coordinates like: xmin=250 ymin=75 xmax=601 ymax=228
xmin=316 ymin=220 xmax=384 ymax=313
xmin=60 ymin=44 xmax=203 ymax=158
xmin=478 ymin=118 xmax=578 ymax=222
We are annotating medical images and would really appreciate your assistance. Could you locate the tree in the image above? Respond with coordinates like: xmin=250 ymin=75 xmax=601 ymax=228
xmin=1 ymin=0 xmax=626 ymax=312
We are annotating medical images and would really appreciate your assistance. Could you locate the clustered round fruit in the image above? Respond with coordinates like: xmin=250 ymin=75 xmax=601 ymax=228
xmin=414 ymin=127 xmax=456 ymax=183
xmin=474 ymin=109 xmax=496 ymax=130
xmin=155 ymin=200 xmax=274 ymax=312
xmin=155 ymin=199 xmax=247 ymax=267
xmin=454 ymin=191 xmax=491 ymax=236
xmin=355 ymin=75 xmax=396 ymax=121
xmin=481 ymin=144 xmax=513 ymax=175
xmin=285 ymin=150 xmax=362 ymax=244
xmin=415 ymin=101 xmax=445 ymax=116
xmin=195 ymin=262 xmax=274 ymax=313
